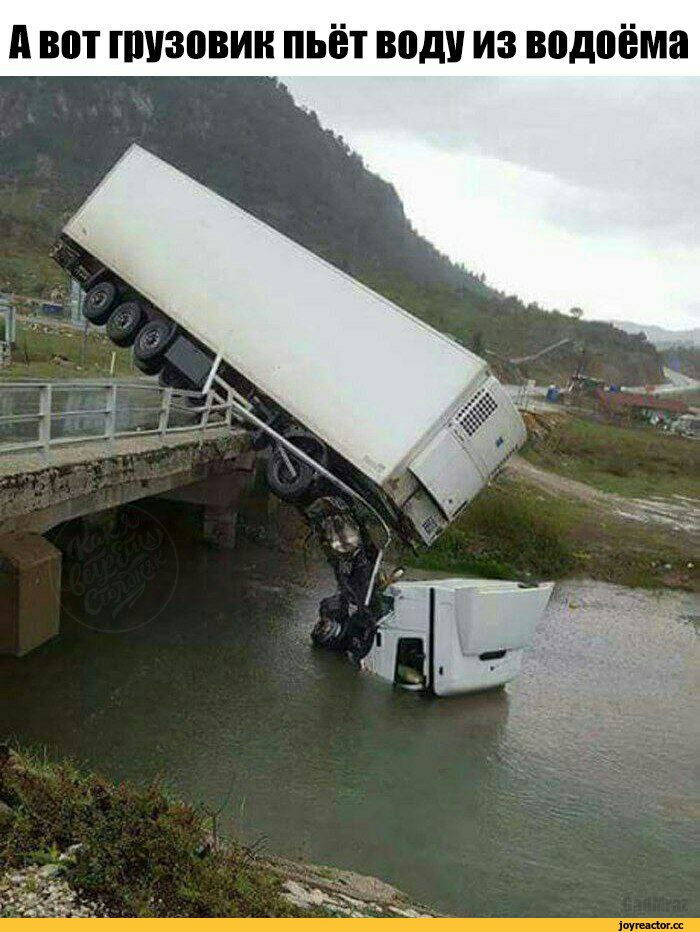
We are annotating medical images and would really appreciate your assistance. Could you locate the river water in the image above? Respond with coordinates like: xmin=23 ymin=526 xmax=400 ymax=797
xmin=0 ymin=510 xmax=696 ymax=917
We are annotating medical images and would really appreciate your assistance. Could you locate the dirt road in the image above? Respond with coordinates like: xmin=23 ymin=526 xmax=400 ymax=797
xmin=508 ymin=456 xmax=699 ymax=537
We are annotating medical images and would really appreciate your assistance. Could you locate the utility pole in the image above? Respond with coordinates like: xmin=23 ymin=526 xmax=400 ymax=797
xmin=69 ymin=279 xmax=84 ymax=325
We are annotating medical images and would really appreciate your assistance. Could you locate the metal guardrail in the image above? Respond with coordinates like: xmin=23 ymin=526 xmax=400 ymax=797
xmin=0 ymin=379 xmax=245 ymax=457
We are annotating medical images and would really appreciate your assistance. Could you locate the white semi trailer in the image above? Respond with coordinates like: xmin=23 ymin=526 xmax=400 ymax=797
xmin=52 ymin=144 xmax=551 ymax=695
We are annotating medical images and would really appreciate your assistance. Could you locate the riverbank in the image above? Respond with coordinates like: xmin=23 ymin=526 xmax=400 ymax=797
xmin=0 ymin=747 xmax=436 ymax=918
xmin=522 ymin=412 xmax=698 ymax=501
xmin=406 ymin=471 xmax=697 ymax=591
xmin=405 ymin=408 xmax=698 ymax=591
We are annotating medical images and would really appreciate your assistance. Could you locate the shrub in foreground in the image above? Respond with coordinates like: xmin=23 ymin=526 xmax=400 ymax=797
xmin=0 ymin=747 xmax=293 ymax=918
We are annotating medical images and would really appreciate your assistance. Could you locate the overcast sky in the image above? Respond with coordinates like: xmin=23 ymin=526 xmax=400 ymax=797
xmin=284 ymin=78 xmax=698 ymax=331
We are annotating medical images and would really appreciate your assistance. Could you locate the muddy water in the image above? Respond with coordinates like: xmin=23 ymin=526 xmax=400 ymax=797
xmin=0 ymin=515 xmax=696 ymax=917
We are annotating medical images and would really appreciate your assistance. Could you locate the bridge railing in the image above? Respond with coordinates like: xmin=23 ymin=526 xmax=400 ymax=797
xmin=0 ymin=380 xmax=245 ymax=457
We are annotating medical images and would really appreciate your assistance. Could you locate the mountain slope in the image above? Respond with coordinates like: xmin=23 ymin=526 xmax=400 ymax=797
xmin=609 ymin=320 xmax=699 ymax=349
xmin=0 ymin=77 xmax=662 ymax=385
xmin=0 ymin=77 xmax=470 ymax=289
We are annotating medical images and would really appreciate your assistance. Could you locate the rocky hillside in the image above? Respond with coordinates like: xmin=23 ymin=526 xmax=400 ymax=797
xmin=0 ymin=77 xmax=662 ymax=385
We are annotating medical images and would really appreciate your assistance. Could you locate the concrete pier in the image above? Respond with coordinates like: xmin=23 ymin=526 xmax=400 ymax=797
xmin=0 ymin=534 xmax=61 ymax=656
xmin=159 ymin=450 xmax=257 ymax=549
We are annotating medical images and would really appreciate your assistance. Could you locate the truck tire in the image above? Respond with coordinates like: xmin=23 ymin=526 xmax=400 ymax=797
xmin=159 ymin=363 xmax=201 ymax=403
xmin=311 ymin=615 xmax=350 ymax=651
xmin=133 ymin=355 xmax=162 ymax=376
xmin=311 ymin=595 xmax=351 ymax=651
xmin=158 ymin=364 xmax=203 ymax=408
xmin=159 ymin=362 xmax=187 ymax=389
xmin=133 ymin=319 xmax=177 ymax=371
xmin=83 ymin=281 xmax=117 ymax=325
xmin=265 ymin=430 xmax=328 ymax=503
xmin=106 ymin=301 xmax=145 ymax=347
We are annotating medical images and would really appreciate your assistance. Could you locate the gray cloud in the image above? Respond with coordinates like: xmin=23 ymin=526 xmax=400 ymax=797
xmin=284 ymin=78 xmax=700 ymax=247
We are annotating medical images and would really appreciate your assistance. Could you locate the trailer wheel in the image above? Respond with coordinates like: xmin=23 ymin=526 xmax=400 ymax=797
xmin=83 ymin=281 xmax=117 ymax=325
xmin=184 ymin=393 xmax=206 ymax=410
xmin=133 ymin=319 xmax=177 ymax=371
xmin=106 ymin=301 xmax=145 ymax=347
xmin=133 ymin=355 xmax=162 ymax=376
xmin=158 ymin=363 xmax=188 ymax=389
xmin=158 ymin=364 xmax=204 ymax=407
xmin=265 ymin=430 xmax=328 ymax=503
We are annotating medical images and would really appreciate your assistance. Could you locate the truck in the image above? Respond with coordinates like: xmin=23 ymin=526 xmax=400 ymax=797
xmin=51 ymin=144 xmax=552 ymax=695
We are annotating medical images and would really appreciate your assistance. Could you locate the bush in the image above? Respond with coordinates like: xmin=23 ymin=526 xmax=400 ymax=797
xmin=0 ymin=748 xmax=294 ymax=918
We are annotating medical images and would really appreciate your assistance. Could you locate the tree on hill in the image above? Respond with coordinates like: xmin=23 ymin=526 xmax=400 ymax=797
xmin=469 ymin=331 xmax=486 ymax=356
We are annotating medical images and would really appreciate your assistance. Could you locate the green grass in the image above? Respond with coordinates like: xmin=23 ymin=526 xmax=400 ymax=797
xmin=523 ymin=415 xmax=700 ymax=500
xmin=1 ymin=318 xmax=134 ymax=380
xmin=408 ymin=481 xmax=574 ymax=581
xmin=0 ymin=185 xmax=67 ymax=298
xmin=406 ymin=477 xmax=696 ymax=590
xmin=0 ymin=251 xmax=65 ymax=299
xmin=0 ymin=746 xmax=297 ymax=918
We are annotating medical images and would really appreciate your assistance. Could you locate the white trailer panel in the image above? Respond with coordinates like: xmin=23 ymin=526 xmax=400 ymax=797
xmin=64 ymin=146 xmax=487 ymax=485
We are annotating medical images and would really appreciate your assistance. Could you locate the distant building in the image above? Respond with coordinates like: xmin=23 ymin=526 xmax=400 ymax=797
xmin=595 ymin=388 xmax=689 ymax=427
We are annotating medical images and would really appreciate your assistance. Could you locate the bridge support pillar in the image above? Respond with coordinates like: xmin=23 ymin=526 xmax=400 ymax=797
xmin=202 ymin=505 xmax=239 ymax=550
xmin=159 ymin=451 xmax=256 ymax=551
xmin=0 ymin=533 xmax=61 ymax=657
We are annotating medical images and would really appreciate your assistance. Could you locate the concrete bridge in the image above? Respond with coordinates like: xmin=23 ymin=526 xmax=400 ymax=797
xmin=0 ymin=380 xmax=255 ymax=656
